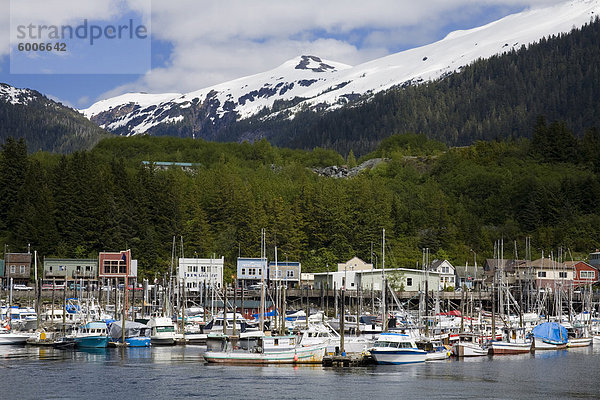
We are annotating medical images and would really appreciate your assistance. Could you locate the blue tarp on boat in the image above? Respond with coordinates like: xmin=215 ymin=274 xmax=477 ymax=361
xmin=532 ymin=322 xmax=567 ymax=344
xmin=252 ymin=310 xmax=277 ymax=319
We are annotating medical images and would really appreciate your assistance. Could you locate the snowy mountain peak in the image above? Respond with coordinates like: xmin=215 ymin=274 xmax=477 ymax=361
xmin=82 ymin=0 xmax=600 ymax=138
xmin=0 ymin=83 xmax=37 ymax=106
xmin=294 ymin=55 xmax=339 ymax=72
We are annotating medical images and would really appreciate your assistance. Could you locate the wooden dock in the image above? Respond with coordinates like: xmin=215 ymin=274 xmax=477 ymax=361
xmin=322 ymin=354 xmax=375 ymax=367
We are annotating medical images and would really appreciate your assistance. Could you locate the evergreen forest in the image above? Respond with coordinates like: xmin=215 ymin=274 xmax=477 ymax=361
xmin=1 ymin=122 xmax=599 ymax=281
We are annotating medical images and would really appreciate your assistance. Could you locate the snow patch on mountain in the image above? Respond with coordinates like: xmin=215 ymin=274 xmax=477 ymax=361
xmin=0 ymin=83 xmax=36 ymax=106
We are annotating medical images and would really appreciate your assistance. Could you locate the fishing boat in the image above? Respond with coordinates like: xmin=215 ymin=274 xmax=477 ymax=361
xmin=369 ymin=333 xmax=427 ymax=364
xmin=452 ymin=333 xmax=488 ymax=357
xmin=532 ymin=322 xmax=567 ymax=350
xmin=300 ymin=322 xmax=372 ymax=355
xmin=203 ymin=343 xmax=327 ymax=364
xmin=490 ymin=328 xmax=532 ymax=355
xmin=147 ymin=316 xmax=177 ymax=345
xmin=72 ymin=321 xmax=109 ymax=348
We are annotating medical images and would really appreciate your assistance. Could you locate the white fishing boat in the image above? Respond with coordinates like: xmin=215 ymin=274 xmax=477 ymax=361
xmin=452 ymin=334 xmax=488 ymax=357
xmin=490 ymin=328 xmax=532 ymax=354
xmin=203 ymin=343 xmax=327 ymax=364
xmin=147 ymin=316 xmax=177 ymax=345
xmin=300 ymin=322 xmax=372 ymax=355
xmin=369 ymin=333 xmax=427 ymax=364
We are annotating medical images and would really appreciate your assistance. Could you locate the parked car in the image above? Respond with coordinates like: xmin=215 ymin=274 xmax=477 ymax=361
xmin=13 ymin=284 xmax=33 ymax=291
xmin=247 ymin=283 xmax=263 ymax=290
xmin=69 ymin=283 xmax=87 ymax=290
xmin=41 ymin=283 xmax=66 ymax=290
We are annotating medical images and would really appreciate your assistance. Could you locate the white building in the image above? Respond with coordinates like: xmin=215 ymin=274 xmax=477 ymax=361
xmin=178 ymin=256 xmax=224 ymax=292
xmin=431 ymin=259 xmax=456 ymax=290
xmin=314 ymin=267 xmax=440 ymax=292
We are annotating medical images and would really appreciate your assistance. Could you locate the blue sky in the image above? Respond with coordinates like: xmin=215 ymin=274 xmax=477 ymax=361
xmin=0 ymin=0 xmax=565 ymax=109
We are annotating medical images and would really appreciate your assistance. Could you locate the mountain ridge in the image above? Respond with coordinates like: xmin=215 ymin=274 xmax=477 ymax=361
xmin=82 ymin=0 xmax=600 ymax=141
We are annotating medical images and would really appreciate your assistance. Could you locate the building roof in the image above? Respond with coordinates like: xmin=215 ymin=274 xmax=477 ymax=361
xmin=564 ymin=260 xmax=597 ymax=270
xmin=430 ymin=259 xmax=453 ymax=270
xmin=454 ymin=265 xmax=485 ymax=277
xmin=483 ymin=259 xmax=528 ymax=273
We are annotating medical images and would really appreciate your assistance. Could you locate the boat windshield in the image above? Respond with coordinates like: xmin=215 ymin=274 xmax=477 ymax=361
xmin=374 ymin=341 xmax=414 ymax=348
xmin=156 ymin=326 xmax=175 ymax=333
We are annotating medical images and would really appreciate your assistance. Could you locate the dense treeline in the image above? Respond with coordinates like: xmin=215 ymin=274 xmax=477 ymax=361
xmin=1 ymin=126 xmax=599 ymax=281
xmin=219 ymin=18 xmax=600 ymax=157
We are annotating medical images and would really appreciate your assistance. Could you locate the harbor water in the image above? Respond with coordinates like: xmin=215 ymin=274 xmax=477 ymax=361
xmin=1 ymin=345 xmax=599 ymax=399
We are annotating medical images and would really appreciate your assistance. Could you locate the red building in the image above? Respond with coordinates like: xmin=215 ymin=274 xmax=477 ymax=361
xmin=565 ymin=261 xmax=599 ymax=287
xmin=98 ymin=250 xmax=136 ymax=282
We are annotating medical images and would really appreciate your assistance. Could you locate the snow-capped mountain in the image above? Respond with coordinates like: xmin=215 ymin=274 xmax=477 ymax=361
xmin=0 ymin=83 xmax=38 ymax=106
xmin=82 ymin=0 xmax=600 ymax=138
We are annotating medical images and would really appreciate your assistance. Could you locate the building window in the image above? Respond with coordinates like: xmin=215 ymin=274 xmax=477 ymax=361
xmin=558 ymin=272 xmax=567 ymax=278
xmin=20 ymin=265 xmax=25 ymax=274
xmin=10 ymin=265 xmax=15 ymax=273
xmin=241 ymin=268 xmax=246 ymax=276
xmin=85 ymin=266 xmax=91 ymax=271
xmin=287 ymin=270 xmax=294 ymax=278
xmin=538 ymin=271 xmax=546 ymax=278
xmin=581 ymin=271 xmax=595 ymax=279
xmin=49 ymin=266 xmax=53 ymax=272
xmin=406 ymin=278 xmax=413 ymax=286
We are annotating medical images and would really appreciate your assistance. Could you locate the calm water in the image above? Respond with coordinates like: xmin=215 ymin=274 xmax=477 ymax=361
xmin=1 ymin=344 xmax=599 ymax=399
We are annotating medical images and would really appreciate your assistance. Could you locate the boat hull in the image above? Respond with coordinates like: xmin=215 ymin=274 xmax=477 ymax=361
xmin=75 ymin=336 xmax=109 ymax=348
xmin=425 ymin=350 xmax=450 ymax=361
xmin=0 ymin=333 xmax=31 ymax=345
xmin=370 ymin=348 xmax=427 ymax=364
xmin=126 ymin=337 xmax=151 ymax=347
xmin=567 ymin=338 xmax=592 ymax=348
xmin=453 ymin=342 xmax=488 ymax=357
xmin=533 ymin=337 xmax=567 ymax=350
xmin=490 ymin=341 xmax=532 ymax=354
xmin=204 ymin=345 xmax=326 ymax=365
xmin=151 ymin=336 xmax=176 ymax=346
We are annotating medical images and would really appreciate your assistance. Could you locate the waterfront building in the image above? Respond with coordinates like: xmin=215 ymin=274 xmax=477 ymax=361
xmin=3 ymin=252 xmax=32 ymax=286
xmin=98 ymin=249 xmax=137 ymax=284
xmin=268 ymin=261 xmax=301 ymax=288
xmin=564 ymin=260 xmax=599 ymax=287
xmin=43 ymin=258 xmax=99 ymax=287
xmin=237 ymin=257 xmax=268 ymax=287
xmin=313 ymin=267 xmax=440 ymax=292
xmin=178 ymin=256 xmax=223 ymax=292
xmin=431 ymin=259 xmax=456 ymax=290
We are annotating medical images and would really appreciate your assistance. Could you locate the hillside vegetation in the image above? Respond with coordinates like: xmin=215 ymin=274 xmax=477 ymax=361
xmin=1 ymin=126 xmax=599 ymax=280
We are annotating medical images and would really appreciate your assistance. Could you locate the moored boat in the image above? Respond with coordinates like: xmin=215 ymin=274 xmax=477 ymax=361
xmin=73 ymin=321 xmax=109 ymax=348
xmin=0 ymin=327 xmax=32 ymax=345
xmin=148 ymin=317 xmax=177 ymax=345
xmin=203 ymin=343 xmax=327 ymax=364
xmin=369 ymin=333 xmax=427 ymax=364
xmin=452 ymin=333 xmax=488 ymax=357
xmin=532 ymin=322 xmax=567 ymax=350
xmin=567 ymin=337 xmax=592 ymax=348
